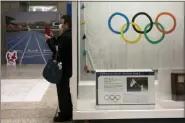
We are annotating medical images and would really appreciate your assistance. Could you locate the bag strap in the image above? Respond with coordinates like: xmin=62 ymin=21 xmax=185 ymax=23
xmin=54 ymin=46 xmax=59 ymax=61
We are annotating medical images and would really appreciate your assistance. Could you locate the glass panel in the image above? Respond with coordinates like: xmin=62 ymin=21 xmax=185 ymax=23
xmin=77 ymin=1 xmax=184 ymax=119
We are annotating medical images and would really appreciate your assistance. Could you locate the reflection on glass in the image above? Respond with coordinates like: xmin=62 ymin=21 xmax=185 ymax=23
xmin=77 ymin=1 xmax=184 ymax=119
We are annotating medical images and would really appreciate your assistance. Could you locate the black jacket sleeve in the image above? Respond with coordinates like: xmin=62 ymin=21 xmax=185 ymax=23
xmin=57 ymin=35 xmax=72 ymax=78
xmin=57 ymin=36 xmax=71 ymax=62
xmin=46 ymin=37 xmax=57 ymax=53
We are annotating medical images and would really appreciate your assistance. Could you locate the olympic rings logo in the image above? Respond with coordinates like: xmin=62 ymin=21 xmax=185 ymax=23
xmin=104 ymin=95 xmax=121 ymax=102
xmin=108 ymin=12 xmax=177 ymax=44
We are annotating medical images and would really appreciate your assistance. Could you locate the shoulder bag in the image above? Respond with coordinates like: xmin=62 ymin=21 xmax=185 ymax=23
xmin=42 ymin=46 xmax=63 ymax=84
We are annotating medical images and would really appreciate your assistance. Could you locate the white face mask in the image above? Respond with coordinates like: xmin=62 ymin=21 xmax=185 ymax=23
xmin=59 ymin=24 xmax=62 ymax=29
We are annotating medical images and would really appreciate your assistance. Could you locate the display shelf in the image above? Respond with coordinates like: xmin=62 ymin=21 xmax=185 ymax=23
xmin=74 ymin=99 xmax=184 ymax=120
xmin=157 ymin=68 xmax=184 ymax=109
xmin=78 ymin=81 xmax=96 ymax=100
xmin=76 ymin=79 xmax=184 ymax=120
xmin=158 ymin=99 xmax=184 ymax=109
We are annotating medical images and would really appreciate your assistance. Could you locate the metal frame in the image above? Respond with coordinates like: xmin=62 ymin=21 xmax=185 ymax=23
xmin=184 ymin=1 xmax=185 ymax=118
xmin=72 ymin=1 xmax=185 ymax=119
xmin=71 ymin=1 xmax=78 ymax=112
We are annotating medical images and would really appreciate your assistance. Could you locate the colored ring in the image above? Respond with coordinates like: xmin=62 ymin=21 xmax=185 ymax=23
xmin=155 ymin=12 xmax=176 ymax=34
xmin=120 ymin=22 xmax=142 ymax=44
xmin=144 ymin=22 xmax=165 ymax=44
xmin=108 ymin=12 xmax=130 ymax=34
xmin=132 ymin=12 xmax=153 ymax=34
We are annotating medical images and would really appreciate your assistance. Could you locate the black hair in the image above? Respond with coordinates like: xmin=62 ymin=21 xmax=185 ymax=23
xmin=61 ymin=15 xmax=72 ymax=28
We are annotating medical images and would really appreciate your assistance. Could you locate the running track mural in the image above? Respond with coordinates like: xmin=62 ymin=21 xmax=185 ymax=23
xmin=7 ymin=31 xmax=54 ymax=64
xmin=5 ymin=12 xmax=60 ymax=64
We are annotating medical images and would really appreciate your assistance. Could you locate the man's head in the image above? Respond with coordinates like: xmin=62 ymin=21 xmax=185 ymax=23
xmin=60 ymin=15 xmax=72 ymax=33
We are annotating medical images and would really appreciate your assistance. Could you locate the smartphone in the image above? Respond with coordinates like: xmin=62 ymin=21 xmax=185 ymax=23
xmin=45 ymin=27 xmax=51 ymax=36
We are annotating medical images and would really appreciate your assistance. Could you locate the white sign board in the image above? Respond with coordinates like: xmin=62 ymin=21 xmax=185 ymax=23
xmin=6 ymin=51 xmax=17 ymax=66
xmin=96 ymin=69 xmax=155 ymax=105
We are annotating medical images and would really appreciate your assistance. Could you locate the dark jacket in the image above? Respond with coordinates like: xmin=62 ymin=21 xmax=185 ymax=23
xmin=46 ymin=29 xmax=72 ymax=78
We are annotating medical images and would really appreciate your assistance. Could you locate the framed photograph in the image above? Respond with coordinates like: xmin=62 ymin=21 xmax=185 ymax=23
xmin=127 ymin=77 xmax=148 ymax=92
xmin=171 ymin=73 xmax=185 ymax=101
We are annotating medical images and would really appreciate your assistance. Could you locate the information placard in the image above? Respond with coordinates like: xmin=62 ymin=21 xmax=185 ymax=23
xmin=96 ymin=69 xmax=155 ymax=105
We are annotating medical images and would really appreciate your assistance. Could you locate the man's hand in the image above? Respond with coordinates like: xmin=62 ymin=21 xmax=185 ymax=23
xmin=45 ymin=34 xmax=51 ymax=41
xmin=50 ymin=31 xmax=54 ymax=37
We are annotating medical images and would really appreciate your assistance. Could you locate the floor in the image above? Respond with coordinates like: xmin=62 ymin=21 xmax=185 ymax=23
xmin=1 ymin=65 xmax=58 ymax=123
xmin=1 ymin=79 xmax=50 ymax=102
xmin=1 ymin=83 xmax=58 ymax=123
xmin=1 ymin=64 xmax=44 ymax=79
xmin=1 ymin=65 xmax=184 ymax=123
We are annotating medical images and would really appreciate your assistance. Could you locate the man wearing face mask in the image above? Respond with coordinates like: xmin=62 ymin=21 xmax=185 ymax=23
xmin=45 ymin=15 xmax=73 ymax=122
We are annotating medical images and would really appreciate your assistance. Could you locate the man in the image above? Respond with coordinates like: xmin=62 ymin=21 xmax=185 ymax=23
xmin=45 ymin=15 xmax=73 ymax=122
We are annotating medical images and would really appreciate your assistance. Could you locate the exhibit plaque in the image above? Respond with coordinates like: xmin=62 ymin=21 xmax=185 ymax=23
xmin=96 ymin=70 xmax=155 ymax=105
xmin=171 ymin=73 xmax=185 ymax=101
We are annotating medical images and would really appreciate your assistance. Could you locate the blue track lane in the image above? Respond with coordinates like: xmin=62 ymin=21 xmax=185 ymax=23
xmin=6 ymin=31 xmax=52 ymax=64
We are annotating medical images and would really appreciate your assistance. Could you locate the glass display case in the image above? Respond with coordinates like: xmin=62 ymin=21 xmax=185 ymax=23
xmin=71 ymin=1 xmax=185 ymax=120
